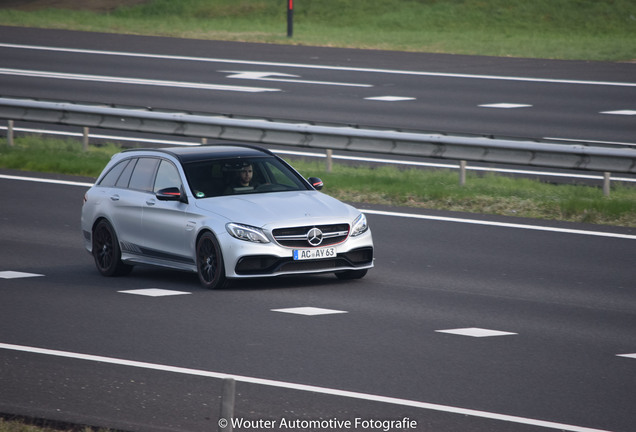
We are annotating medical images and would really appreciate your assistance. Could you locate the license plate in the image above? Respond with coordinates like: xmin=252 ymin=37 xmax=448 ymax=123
xmin=293 ymin=247 xmax=336 ymax=261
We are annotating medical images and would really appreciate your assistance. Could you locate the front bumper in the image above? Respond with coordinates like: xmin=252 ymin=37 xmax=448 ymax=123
xmin=234 ymin=246 xmax=373 ymax=276
xmin=222 ymin=229 xmax=374 ymax=278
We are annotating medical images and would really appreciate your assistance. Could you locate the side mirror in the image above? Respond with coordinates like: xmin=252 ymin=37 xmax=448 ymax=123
xmin=156 ymin=187 xmax=188 ymax=203
xmin=308 ymin=177 xmax=323 ymax=191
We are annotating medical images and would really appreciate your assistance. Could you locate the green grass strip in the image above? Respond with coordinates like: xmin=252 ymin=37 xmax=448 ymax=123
xmin=0 ymin=0 xmax=634 ymax=61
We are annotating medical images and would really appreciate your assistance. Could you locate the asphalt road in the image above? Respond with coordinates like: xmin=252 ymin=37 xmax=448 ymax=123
xmin=1 ymin=27 xmax=636 ymax=432
xmin=0 ymin=172 xmax=635 ymax=432
xmin=1 ymin=26 xmax=635 ymax=145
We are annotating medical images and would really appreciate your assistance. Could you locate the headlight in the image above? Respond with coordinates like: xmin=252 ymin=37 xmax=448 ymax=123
xmin=226 ymin=223 xmax=270 ymax=243
xmin=350 ymin=213 xmax=368 ymax=237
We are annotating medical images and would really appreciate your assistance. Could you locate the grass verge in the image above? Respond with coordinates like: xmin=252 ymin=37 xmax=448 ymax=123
xmin=1 ymin=136 xmax=634 ymax=227
xmin=0 ymin=0 xmax=635 ymax=61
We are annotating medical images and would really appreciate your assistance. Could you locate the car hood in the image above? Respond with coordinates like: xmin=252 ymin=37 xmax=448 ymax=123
xmin=193 ymin=191 xmax=360 ymax=228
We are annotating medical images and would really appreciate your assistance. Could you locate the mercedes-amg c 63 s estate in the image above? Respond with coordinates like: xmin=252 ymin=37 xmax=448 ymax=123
xmin=81 ymin=145 xmax=374 ymax=289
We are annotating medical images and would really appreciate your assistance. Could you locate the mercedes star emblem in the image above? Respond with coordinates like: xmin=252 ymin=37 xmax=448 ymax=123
xmin=307 ymin=227 xmax=323 ymax=246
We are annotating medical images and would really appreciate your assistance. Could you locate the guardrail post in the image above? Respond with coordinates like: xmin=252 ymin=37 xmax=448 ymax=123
xmin=7 ymin=120 xmax=14 ymax=146
xmin=82 ymin=127 xmax=89 ymax=151
xmin=603 ymin=172 xmax=611 ymax=197
xmin=217 ymin=378 xmax=235 ymax=432
xmin=326 ymin=149 xmax=333 ymax=173
xmin=202 ymin=137 xmax=208 ymax=145
xmin=459 ymin=160 xmax=467 ymax=186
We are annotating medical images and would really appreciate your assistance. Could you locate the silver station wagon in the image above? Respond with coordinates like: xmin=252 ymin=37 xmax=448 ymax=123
xmin=81 ymin=145 xmax=374 ymax=288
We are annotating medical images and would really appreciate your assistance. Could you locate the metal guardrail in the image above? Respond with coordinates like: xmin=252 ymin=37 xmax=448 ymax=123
xmin=1 ymin=97 xmax=635 ymax=177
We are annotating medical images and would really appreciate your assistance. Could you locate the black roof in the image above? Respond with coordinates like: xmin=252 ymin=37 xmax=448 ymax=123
xmin=123 ymin=144 xmax=274 ymax=163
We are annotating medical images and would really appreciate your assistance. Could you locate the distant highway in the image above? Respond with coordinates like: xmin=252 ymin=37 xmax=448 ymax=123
xmin=1 ymin=26 xmax=635 ymax=146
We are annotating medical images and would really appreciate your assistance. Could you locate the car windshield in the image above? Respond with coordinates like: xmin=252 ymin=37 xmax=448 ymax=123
xmin=184 ymin=156 xmax=310 ymax=198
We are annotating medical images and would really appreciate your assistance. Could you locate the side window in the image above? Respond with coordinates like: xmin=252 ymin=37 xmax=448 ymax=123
xmin=98 ymin=159 xmax=130 ymax=187
xmin=154 ymin=160 xmax=182 ymax=193
xmin=116 ymin=158 xmax=136 ymax=188
xmin=128 ymin=157 xmax=159 ymax=192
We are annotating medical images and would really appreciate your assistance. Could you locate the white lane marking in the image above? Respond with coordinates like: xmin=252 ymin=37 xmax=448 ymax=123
xmin=600 ymin=110 xmax=636 ymax=116
xmin=479 ymin=103 xmax=533 ymax=109
xmin=436 ymin=328 xmax=517 ymax=338
xmin=0 ymin=342 xmax=613 ymax=432
xmin=1 ymin=43 xmax=635 ymax=88
xmin=0 ymin=68 xmax=280 ymax=93
xmin=0 ymin=271 xmax=44 ymax=279
xmin=365 ymin=96 xmax=416 ymax=101
xmin=617 ymin=353 xmax=636 ymax=359
xmin=271 ymin=307 xmax=347 ymax=316
xmin=1 ymin=174 xmax=633 ymax=240
xmin=0 ymin=174 xmax=93 ymax=187
xmin=222 ymin=71 xmax=372 ymax=87
xmin=362 ymin=209 xmax=636 ymax=240
xmin=118 ymin=288 xmax=191 ymax=297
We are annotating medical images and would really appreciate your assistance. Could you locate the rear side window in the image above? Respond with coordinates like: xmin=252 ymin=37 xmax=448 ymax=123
xmin=116 ymin=158 xmax=136 ymax=188
xmin=128 ymin=158 xmax=160 ymax=192
xmin=98 ymin=159 xmax=130 ymax=187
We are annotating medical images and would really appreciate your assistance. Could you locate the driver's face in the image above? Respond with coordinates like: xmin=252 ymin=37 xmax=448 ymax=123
xmin=239 ymin=166 xmax=253 ymax=185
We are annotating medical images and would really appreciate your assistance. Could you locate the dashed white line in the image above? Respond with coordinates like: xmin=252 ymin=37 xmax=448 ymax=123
xmin=436 ymin=328 xmax=518 ymax=338
xmin=118 ymin=288 xmax=191 ymax=297
xmin=271 ymin=307 xmax=348 ymax=316
xmin=479 ymin=103 xmax=533 ymax=109
xmin=617 ymin=353 xmax=636 ymax=359
xmin=0 ymin=271 xmax=44 ymax=279
xmin=365 ymin=96 xmax=416 ymax=101
xmin=600 ymin=110 xmax=636 ymax=116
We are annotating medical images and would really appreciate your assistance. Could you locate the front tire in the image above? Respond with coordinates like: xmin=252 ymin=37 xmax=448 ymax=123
xmin=196 ymin=231 xmax=228 ymax=289
xmin=92 ymin=220 xmax=132 ymax=277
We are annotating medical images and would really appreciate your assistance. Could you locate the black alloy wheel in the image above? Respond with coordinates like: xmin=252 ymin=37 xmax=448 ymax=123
xmin=92 ymin=220 xmax=132 ymax=276
xmin=196 ymin=231 xmax=228 ymax=289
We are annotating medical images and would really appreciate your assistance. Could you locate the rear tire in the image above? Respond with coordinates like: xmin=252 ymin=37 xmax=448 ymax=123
xmin=335 ymin=269 xmax=368 ymax=280
xmin=196 ymin=231 xmax=228 ymax=289
xmin=92 ymin=220 xmax=133 ymax=277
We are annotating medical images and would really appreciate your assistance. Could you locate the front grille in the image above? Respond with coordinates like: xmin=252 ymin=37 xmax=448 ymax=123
xmin=272 ymin=224 xmax=350 ymax=248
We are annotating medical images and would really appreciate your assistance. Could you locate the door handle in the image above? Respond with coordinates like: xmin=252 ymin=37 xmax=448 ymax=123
xmin=146 ymin=199 xmax=156 ymax=206
xmin=110 ymin=194 xmax=120 ymax=201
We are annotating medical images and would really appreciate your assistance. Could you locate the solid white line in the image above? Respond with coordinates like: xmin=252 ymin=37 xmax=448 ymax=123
xmin=1 ymin=43 xmax=635 ymax=87
xmin=0 ymin=342 xmax=613 ymax=432
xmin=0 ymin=67 xmax=280 ymax=93
xmin=362 ymin=209 xmax=636 ymax=240
xmin=0 ymin=173 xmax=93 ymax=187
xmin=1 ymin=173 xmax=633 ymax=239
